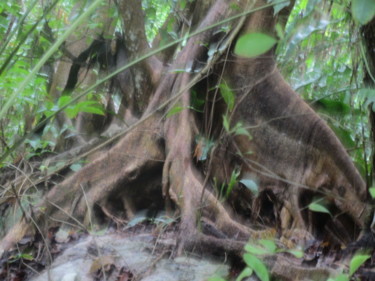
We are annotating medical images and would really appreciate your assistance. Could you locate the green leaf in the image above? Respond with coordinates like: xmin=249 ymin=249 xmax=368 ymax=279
xmin=315 ymin=98 xmax=350 ymax=115
xmin=243 ymin=254 xmax=269 ymax=281
xmin=75 ymin=101 xmax=105 ymax=115
xmin=20 ymin=253 xmax=34 ymax=261
xmin=70 ymin=163 xmax=82 ymax=172
xmin=275 ymin=23 xmax=284 ymax=39
xmin=308 ymin=202 xmax=331 ymax=215
xmin=58 ymin=95 xmax=72 ymax=107
xmin=352 ymin=0 xmax=375 ymax=25
xmin=59 ymin=97 xmax=105 ymax=118
xmin=234 ymin=126 xmax=251 ymax=138
xmin=226 ymin=170 xmax=240 ymax=198
xmin=331 ymin=126 xmax=355 ymax=149
xmin=26 ymin=138 xmax=41 ymax=150
xmin=65 ymin=107 xmax=79 ymax=119
xmin=369 ymin=187 xmax=375 ymax=199
xmin=166 ymin=106 xmax=184 ymax=118
xmin=126 ymin=215 xmax=147 ymax=228
xmin=349 ymin=253 xmax=370 ymax=276
xmin=244 ymin=240 xmax=276 ymax=256
xmin=239 ymin=178 xmax=259 ymax=195
xmin=259 ymin=240 xmax=277 ymax=253
xmin=245 ymin=244 xmax=270 ymax=256
xmin=191 ymin=90 xmax=205 ymax=111
xmin=358 ymin=88 xmax=375 ymax=104
xmin=287 ymin=249 xmax=304 ymax=258
xmin=82 ymin=106 xmax=105 ymax=115
xmin=219 ymin=83 xmax=235 ymax=111
xmin=234 ymin=33 xmax=277 ymax=58
xmin=235 ymin=267 xmax=253 ymax=281
xmin=223 ymin=115 xmax=230 ymax=132
xmin=145 ymin=7 xmax=156 ymax=19
xmin=272 ymin=0 xmax=290 ymax=15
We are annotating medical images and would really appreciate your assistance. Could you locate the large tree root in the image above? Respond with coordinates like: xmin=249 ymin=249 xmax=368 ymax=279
xmin=0 ymin=117 xmax=165 ymax=254
xmin=0 ymin=108 xmax=262 ymax=258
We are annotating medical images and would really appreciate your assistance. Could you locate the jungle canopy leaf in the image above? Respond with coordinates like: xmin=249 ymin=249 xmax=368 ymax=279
xmin=234 ymin=32 xmax=277 ymax=58
xmin=351 ymin=0 xmax=375 ymax=25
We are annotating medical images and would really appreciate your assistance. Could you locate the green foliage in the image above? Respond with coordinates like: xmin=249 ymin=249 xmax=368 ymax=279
xmin=0 ymin=0 xmax=103 ymax=120
xmin=245 ymin=239 xmax=277 ymax=255
xmin=235 ymin=241 xmax=277 ymax=281
xmin=222 ymin=115 xmax=252 ymax=138
xmin=44 ymin=95 xmax=105 ymax=119
xmin=8 ymin=252 xmax=34 ymax=263
xmin=219 ymin=83 xmax=235 ymax=111
xmin=327 ymin=251 xmax=370 ymax=280
xmin=217 ymin=238 xmax=304 ymax=281
xmin=239 ymin=178 xmax=259 ymax=196
xmin=369 ymin=187 xmax=375 ymax=198
xmin=277 ymin=0 xmax=373 ymax=185
xmin=243 ymin=253 xmax=270 ymax=281
xmin=226 ymin=169 xmax=240 ymax=198
xmin=235 ymin=267 xmax=253 ymax=281
xmin=0 ymin=0 xmax=104 ymax=162
xmin=234 ymin=32 xmax=277 ymax=58
xmin=308 ymin=200 xmax=331 ymax=215
xmin=143 ymin=0 xmax=171 ymax=42
xmin=349 ymin=252 xmax=370 ymax=276
xmin=270 ymin=0 xmax=291 ymax=15
xmin=166 ymin=106 xmax=185 ymax=117
xmin=351 ymin=0 xmax=375 ymax=25
xmin=214 ymin=169 xmax=240 ymax=200
xmin=359 ymin=88 xmax=375 ymax=111
xmin=69 ymin=163 xmax=83 ymax=172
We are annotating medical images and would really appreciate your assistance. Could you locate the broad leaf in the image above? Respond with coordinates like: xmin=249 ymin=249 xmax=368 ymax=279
xmin=240 ymin=178 xmax=259 ymax=195
xmin=349 ymin=253 xmax=370 ymax=276
xmin=244 ymin=244 xmax=270 ymax=256
xmin=235 ymin=267 xmax=253 ymax=281
xmin=358 ymin=88 xmax=375 ymax=111
xmin=316 ymin=98 xmax=350 ymax=115
xmin=287 ymin=249 xmax=304 ymax=258
xmin=269 ymin=0 xmax=290 ymax=15
xmin=166 ymin=106 xmax=184 ymax=117
xmin=259 ymin=239 xmax=277 ymax=253
xmin=244 ymin=239 xmax=276 ymax=256
xmin=234 ymin=123 xmax=251 ymax=138
xmin=77 ymin=101 xmax=105 ymax=115
xmin=234 ymin=33 xmax=277 ymax=58
xmin=308 ymin=202 xmax=331 ymax=215
xmin=57 ymin=95 xmax=72 ymax=108
xmin=243 ymin=254 xmax=269 ymax=281
xmin=70 ymin=163 xmax=83 ymax=172
xmin=352 ymin=0 xmax=375 ymax=25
